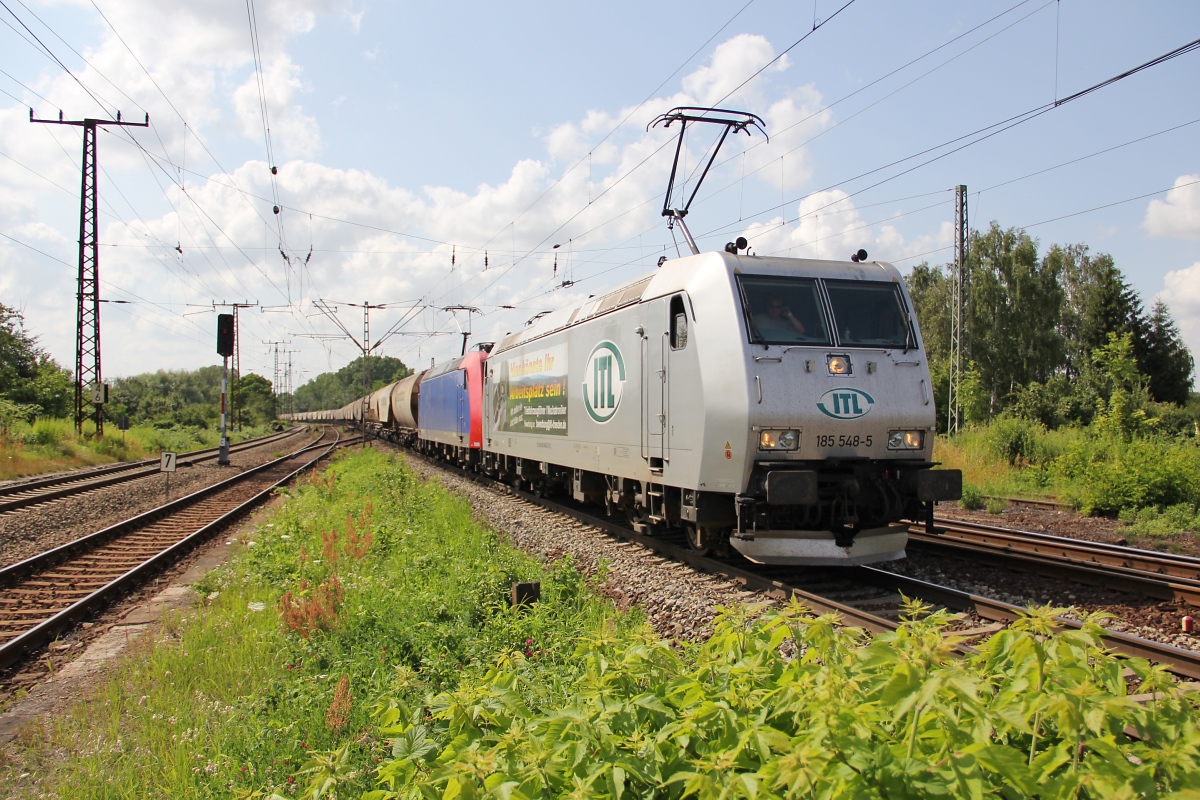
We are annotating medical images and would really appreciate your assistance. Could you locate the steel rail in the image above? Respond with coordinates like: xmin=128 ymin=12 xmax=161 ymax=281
xmin=857 ymin=567 xmax=1200 ymax=681
xmin=907 ymin=517 xmax=1200 ymax=607
xmin=0 ymin=428 xmax=304 ymax=514
xmin=984 ymin=495 xmax=1072 ymax=511
xmin=0 ymin=429 xmax=341 ymax=669
xmin=932 ymin=517 xmax=1200 ymax=578
xmin=404 ymin=450 xmax=1200 ymax=681
xmin=908 ymin=532 xmax=1200 ymax=607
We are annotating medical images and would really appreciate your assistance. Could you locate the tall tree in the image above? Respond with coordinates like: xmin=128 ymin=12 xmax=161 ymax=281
xmin=0 ymin=302 xmax=72 ymax=418
xmin=1053 ymin=246 xmax=1144 ymax=369
xmin=1139 ymin=300 xmax=1194 ymax=405
xmin=966 ymin=223 xmax=1064 ymax=413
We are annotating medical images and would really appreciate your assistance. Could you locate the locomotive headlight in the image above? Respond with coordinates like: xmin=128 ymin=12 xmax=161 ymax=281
xmin=759 ymin=429 xmax=799 ymax=450
xmin=827 ymin=355 xmax=851 ymax=375
xmin=887 ymin=430 xmax=925 ymax=450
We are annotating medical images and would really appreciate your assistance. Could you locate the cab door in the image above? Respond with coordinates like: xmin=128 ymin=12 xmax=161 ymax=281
xmin=642 ymin=304 xmax=667 ymax=470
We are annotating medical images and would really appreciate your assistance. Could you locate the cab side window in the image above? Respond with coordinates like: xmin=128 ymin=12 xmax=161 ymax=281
xmin=669 ymin=295 xmax=688 ymax=350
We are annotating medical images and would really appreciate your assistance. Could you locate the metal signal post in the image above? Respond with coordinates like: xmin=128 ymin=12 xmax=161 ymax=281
xmin=213 ymin=301 xmax=258 ymax=431
xmin=30 ymin=109 xmax=149 ymax=435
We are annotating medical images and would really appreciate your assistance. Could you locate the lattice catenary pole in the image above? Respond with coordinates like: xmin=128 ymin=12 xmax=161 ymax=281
xmin=947 ymin=185 xmax=968 ymax=435
xmin=30 ymin=110 xmax=149 ymax=434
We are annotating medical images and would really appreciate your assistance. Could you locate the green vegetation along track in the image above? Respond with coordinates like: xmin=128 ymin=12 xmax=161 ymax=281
xmin=409 ymin=449 xmax=1200 ymax=682
xmin=0 ymin=427 xmax=304 ymax=515
xmin=0 ymin=428 xmax=346 ymax=669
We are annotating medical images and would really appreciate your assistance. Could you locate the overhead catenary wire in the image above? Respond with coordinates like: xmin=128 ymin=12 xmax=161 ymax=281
xmin=0 ymin=0 xmax=331 ymax=360
xmin=696 ymin=32 xmax=1200 ymax=246
xmin=451 ymin=0 xmax=1053 ymax=318
xmin=5 ymin=2 xmax=1196 ymax=378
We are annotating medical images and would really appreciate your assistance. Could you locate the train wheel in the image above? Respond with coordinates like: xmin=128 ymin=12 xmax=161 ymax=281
xmin=685 ymin=523 xmax=713 ymax=556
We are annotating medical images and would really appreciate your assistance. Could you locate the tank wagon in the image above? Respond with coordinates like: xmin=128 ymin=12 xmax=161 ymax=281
xmin=283 ymin=106 xmax=961 ymax=564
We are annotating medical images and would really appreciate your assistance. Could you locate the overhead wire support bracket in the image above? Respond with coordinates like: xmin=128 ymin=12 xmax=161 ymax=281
xmin=649 ymin=107 xmax=766 ymax=255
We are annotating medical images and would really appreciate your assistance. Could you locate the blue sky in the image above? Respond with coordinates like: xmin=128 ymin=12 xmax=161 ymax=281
xmin=1 ymin=0 xmax=1197 ymax=388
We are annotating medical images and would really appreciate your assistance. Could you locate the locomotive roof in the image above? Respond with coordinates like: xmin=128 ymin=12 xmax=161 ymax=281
xmin=491 ymin=250 xmax=901 ymax=356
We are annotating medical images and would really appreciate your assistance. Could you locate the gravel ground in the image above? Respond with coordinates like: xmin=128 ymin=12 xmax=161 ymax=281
xmin=405 ymin=456 xmax=777 ymax=643
xmin=0 ymin=429 xmax=314 ymax=571
xmin=407 ymin=454 xmax=1200 ymax=656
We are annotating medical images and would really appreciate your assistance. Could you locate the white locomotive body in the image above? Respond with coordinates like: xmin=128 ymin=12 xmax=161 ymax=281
xmin=480 ymin=249 xmax=960 ymax=565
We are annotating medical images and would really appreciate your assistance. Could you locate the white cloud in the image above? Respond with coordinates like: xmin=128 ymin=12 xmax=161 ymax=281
xmin=681 ymin=34 xmax=788 ymax=108
xmin=1143 ymin=174 xmax=1200 ymax=239
xmin=738 ymin=190 xmax=952 ymax=264
xmin=231 ymin=55 xmax=320 ymax=157
xmin=0 ymin=24 xmax=949 ymax=379
xmin=1159 ymin=261 xmax=1200 ymax=357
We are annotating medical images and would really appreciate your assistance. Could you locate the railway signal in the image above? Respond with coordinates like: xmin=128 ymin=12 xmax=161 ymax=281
xmin=216 ymin=314 xmax=233 ymax=465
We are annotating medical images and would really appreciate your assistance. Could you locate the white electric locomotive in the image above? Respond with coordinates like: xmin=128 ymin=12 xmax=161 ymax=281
xmin=289 ymin=107 xmax=961 ymax=565
xmin=481 ymin=245 xmax=960 ymax=565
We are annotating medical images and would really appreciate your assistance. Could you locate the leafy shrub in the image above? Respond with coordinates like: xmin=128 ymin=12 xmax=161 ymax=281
xmin=985 ymin=414 xmax=1049 ymax=465
xmin=985 ymin=496 xmax=1008 ymax=514
xmin=369 ymin=600 xmax=1200 ymax=799
xmin=1119 ymin=503 xmax=1200 ymax=537
xmin=31 ymin=417 xmax=70 ymax=447
xmin=959 ymin=483 xmax=984 ymax=510
xmin=1058 ymin=437 xmax=1200 ymax=515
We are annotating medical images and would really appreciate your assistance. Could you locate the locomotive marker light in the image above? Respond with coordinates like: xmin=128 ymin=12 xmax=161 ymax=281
xmin=887 ymin=430 xmax=926 ymax=450
xmin=826 ymin=355 xmax=851 ymax=375
xmin=758 ymin=429 xmax=799 ymax=450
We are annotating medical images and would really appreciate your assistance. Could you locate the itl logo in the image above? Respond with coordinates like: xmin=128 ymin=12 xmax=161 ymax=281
xmin=817 ymin=387 xmax=875 ymax=419
xmin=583 ymin=340 xmax=626 ymax=423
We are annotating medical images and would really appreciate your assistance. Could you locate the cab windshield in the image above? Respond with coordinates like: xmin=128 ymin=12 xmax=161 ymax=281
xmin=824 ymin=280 xmax=912 ymax=348
xmin=737 ymin=275 xmax=913 ymax=348
xmin=738 ymin=276 xmax=831 ymax=345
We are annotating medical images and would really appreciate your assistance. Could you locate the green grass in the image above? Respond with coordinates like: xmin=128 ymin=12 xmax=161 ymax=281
xmin=0 ymin=419 xmax=277 ymax=481
xmin=4 ymin=447 xmax=1199 ymax=798
xmin=937 ymin=418 xmax=1200 ymax=534
xmin=2 ymin=447 xmax=635 ymax=798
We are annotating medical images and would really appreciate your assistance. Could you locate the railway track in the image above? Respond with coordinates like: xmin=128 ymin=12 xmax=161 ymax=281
xmin=985 ymin=495 xmax=1073 ymax=511
xmin=909 ymin=517 xmax=1200 ymax=607
xmin=0 ymin=427 xmax=304 ymax=515
xmin=0 ymin=428 xmax=345 ymax=669
xmin=404 ymin=449 xmax=1200 ymax=681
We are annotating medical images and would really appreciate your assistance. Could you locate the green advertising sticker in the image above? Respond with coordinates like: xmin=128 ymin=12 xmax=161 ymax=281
xmin=493 ymin=343 xmax=568 ymax=435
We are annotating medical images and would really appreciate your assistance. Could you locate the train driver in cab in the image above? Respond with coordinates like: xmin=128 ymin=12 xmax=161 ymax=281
xmin=754 ymin=298 xmax=806 ymax=339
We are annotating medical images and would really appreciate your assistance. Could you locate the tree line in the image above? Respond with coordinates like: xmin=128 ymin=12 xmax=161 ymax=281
xmin=908 ymin=222 xmax=1194 ymax=433
xmin=0 ymin=302 xmax=72 ymax=427
xmin=0 ymin=301 xmax=280 ymax=431
xmin=286 ymin=355 xmax=412 ymax=413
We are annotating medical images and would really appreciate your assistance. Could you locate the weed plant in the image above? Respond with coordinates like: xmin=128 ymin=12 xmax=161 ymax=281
xmin=5 ymin=448 xmax=632 ymax=798
xmin=5 ymin=448 xmax=1199 ymax=797
xmin=365 ymin=600 xmax=1200 ymax=799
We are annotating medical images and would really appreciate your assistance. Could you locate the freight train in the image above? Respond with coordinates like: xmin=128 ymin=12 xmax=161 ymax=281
xmin=287 ymin=245 xmax=961 ymax=565
xmin=288 ymin=107 xmax=961 ymax=565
